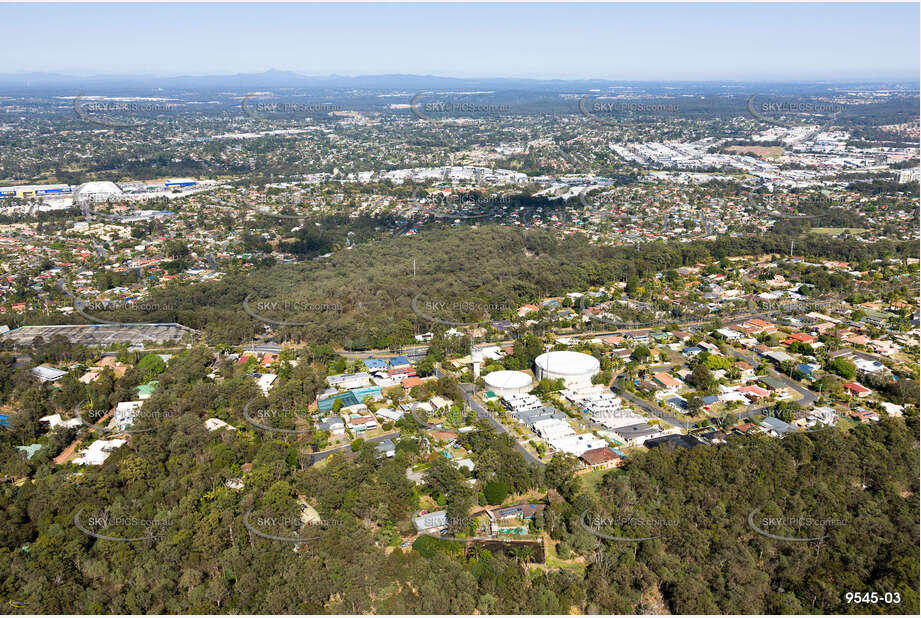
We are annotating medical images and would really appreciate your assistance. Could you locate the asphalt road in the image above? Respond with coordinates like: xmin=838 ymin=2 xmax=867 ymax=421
xmin=437 ymin=367 xmax=545 ymax=467
xmin=612 ymin=376 xmax=694 ymax=430
xmin=304 ymin=431 xmax=400 ymax=465
xmin=725 ymin=347 xmax=819 ymax=416
xmin=614 ymin=343 xmax=821 ymax=431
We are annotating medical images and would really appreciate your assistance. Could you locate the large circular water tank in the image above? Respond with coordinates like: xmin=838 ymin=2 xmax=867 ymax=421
xmin=484 ymin=370 xmax=533 ymax=396
xmin=534 ymin=351 xmax=600 ymax=387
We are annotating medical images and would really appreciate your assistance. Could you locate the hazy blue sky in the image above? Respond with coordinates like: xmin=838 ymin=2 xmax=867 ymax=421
xmin=2 ymin=2 xmax=918 ymax=80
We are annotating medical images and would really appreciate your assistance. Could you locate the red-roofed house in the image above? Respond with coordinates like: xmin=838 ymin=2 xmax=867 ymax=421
xmin=743 ymin=318 xmax=778 ymax=334
xmin=843 ymin=382 xmax=871 ymax=398
xmin=652 ymin=372 xmax=682 ymax=390
xmin=580 ymin=447 xmax=622 ymax=471
xmin=401 ymin=376 xmax=424 ymax=389
xmin=783 ymin=332 xmax=816 ymax=345
xmin=517 ymin=304 xmax=539 ymax=317
xmin=738 ymin=385 xmax=770 ymax=398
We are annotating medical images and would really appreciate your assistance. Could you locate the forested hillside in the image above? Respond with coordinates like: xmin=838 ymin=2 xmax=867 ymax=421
xmin=1 ymin=341 xmax=917 ymax=613
xmin=36 ymin=225 xmax=918 ymax=350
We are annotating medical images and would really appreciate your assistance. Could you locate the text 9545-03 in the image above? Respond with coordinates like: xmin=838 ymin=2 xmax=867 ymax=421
xmin=845 ymin=592 xmax=901 ymax=604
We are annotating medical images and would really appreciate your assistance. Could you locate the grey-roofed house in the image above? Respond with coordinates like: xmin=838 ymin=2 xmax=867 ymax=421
xmin=413 ymin=510 xmax=449 ymax=534
xmin=31 ymin=365 xmax=68 ymax=383
xmin=759 ymin=376 xmax=787 ymax=391
xmin=764 ymin=350 xmax=795 ymax=365
xmin=317 ymin=416 xmax=345 ymax=435
xmin=375 ymin=439 xmax=396 ymax=458
xmin=17 ymin=444 xmax=42 ymax=459
xmin=609 ymin=422 xmax=668 ymax=447
xmin=759 ymin=416 xmax=796 ymax=437
xmin=645 ymin=434 xmax=706 ymax=450
xmin=665 ymin=396 xmax=688 ymax=412
xmin=516 ymin=406 xmax=566 ymax=426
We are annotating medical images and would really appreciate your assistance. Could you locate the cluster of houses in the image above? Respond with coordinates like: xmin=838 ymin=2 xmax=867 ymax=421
xmin=412 ymin=501 xmax=547 ymax=537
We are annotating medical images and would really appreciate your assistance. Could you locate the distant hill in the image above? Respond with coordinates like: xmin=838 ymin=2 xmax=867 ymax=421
xmin=1 ymin=70 xmax=915 ymax=94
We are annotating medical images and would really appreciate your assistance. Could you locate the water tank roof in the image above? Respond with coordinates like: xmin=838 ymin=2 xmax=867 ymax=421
xmin=535 ymin=350 xmax=600 ymax=375
xmin=483 ymin=370 xmax=533 ymax=389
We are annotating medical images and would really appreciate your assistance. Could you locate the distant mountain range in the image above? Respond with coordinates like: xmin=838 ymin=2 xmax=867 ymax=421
xmin=0 ymin=70 xmax=914 ymax=93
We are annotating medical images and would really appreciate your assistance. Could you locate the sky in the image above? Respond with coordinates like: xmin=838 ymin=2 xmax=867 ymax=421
xmin=1 ymin=2 xmax=918 ymax=81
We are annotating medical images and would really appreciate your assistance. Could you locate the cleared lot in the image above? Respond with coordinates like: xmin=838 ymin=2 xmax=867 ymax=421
xmin=1 ymin=323 xmax=196 ymax=346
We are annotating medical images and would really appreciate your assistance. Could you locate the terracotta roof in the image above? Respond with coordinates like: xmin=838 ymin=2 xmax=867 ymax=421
xmin=580 ymin=447 xmax=620 ymax=466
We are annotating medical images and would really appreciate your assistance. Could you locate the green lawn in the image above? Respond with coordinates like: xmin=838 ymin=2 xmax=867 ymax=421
xmin=579 ymin=467 xmax=615 ymax=496
xmin=543 ymin=539 xmax=588 ymax=574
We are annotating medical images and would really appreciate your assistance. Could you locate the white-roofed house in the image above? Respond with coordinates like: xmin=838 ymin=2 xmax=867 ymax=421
xmin=73 ymin=438 xmax=126 ymax=465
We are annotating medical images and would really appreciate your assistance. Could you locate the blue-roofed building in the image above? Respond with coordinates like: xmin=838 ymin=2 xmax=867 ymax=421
xmin=363 ymin=357 xmax=388 ymax=370
xmin=682 ymin=346 xmax=703 ymax=358
xmin=350 ymin=385 xmax=383 ymax=402
xmin=389 ymin=356 xmax=412 ymax=368
xmin=701 ymin=395 xmax=719 ymax=405
xmin=0 ymin=414 xmax=9 ymax=427
xmin=317 ymin=392 xmax=359 ymax=412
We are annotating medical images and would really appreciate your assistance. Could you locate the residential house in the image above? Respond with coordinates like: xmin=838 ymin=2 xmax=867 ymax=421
xmin=880 ymin=402 xmax=904 ymax=417
xmin=760 ymin=416 xmax=796 ymax=437
xmin=317 ymin=416 xmax=345 ymax=436
xmin=843 ymin=382 xmax=872 ymax=398
xmin=742 ymin=318 xmax=777 ymax=335
xmin=31 ymin=365 xmax=67 ymax=383
xmin=73 ymin=438 xmax=127 ymax=465
xmin=738 ymin=385 xmax=770 ymax=399
xmin=114 ymin=401 xmax=143 ymax=431
xmin=665 ymin=396 xmax=688 ymax=412
xmin=783 ymin=332 xmax=816 ymax=346
xmin=375 ymin=439 xmax=396 ymax=458
xmin=39 ymin=414 xmax=82 ymax=430
xmin=646 ymin=434 xmax=706 ymax=450
xmin=652 ymin=372 xmax=683 ymax=390
xmin=579 ymin=446 xmax=622 ymax=471
xmin=758 ymin=376 xmax=787 ymax=392
xmin=204 ymin=418 xmax=236 ymax=431
xmin=848 ymin=408 xmax=880 ymax=423
xmin=327 ymin=372 xmax=372 ymax=389
xmin=625 ymin=330 xmax=650 ymax=344
xmin=413 ymin=510 xmax=449 ymax=534
xmin=734 ymin=361 xmax=755 ymax=379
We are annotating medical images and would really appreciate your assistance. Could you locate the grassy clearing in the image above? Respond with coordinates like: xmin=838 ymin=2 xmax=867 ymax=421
xmin=810 ymin=227 xmax=867 ymax=235
xmin=726 ymin=145 xmax=784 ymax=158
xmin=579 ymin=467 xmax=614 ymax=496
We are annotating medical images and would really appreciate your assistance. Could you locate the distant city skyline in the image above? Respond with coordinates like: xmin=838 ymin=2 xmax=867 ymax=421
xmin=0 ymin=2 xmax=918 ymax=81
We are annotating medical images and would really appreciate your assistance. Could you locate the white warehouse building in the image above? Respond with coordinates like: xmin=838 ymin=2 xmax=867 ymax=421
xmin=534 ymin=351 xmax=600 ymax=388
xmin=72 ymin=181 xmax=125 ymax=206
xmin=484 ymin=370 xmax=533 ymax=397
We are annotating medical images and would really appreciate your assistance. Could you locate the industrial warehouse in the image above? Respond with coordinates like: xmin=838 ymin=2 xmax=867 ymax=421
xmin=0 ymin=178 xmax=217 ymax=207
